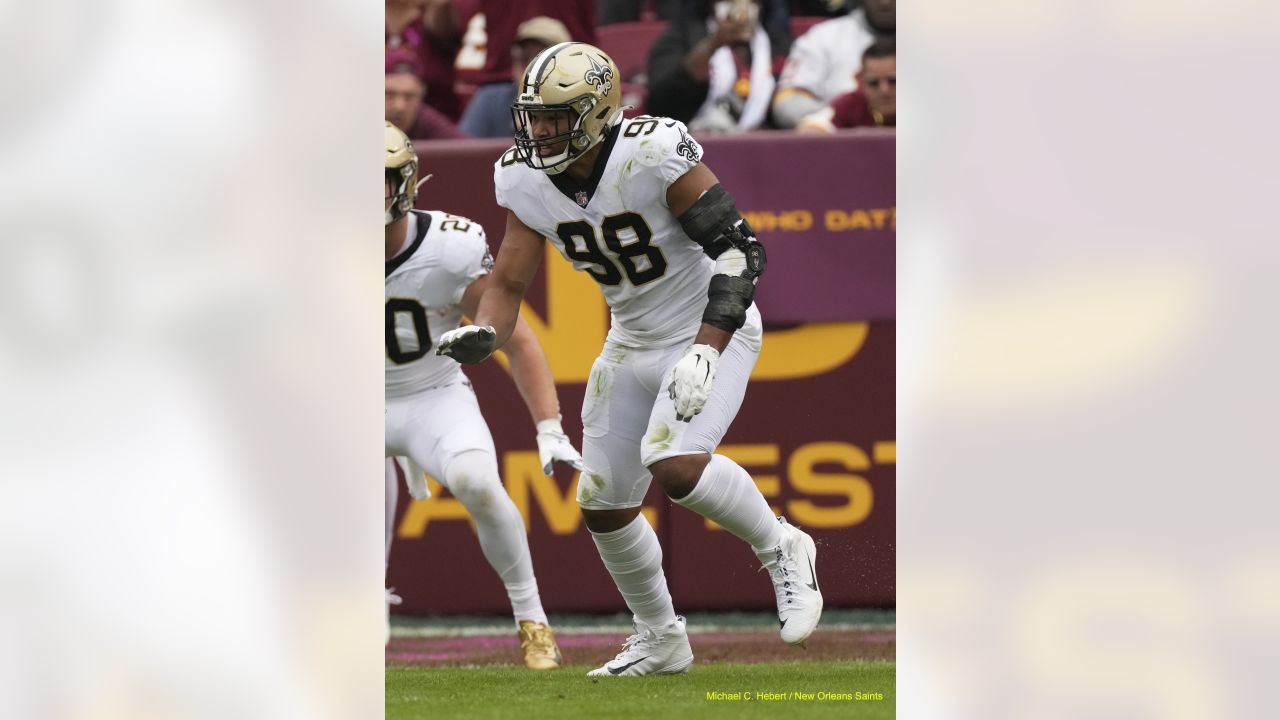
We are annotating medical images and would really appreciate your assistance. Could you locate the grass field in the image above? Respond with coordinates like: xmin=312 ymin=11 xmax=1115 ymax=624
xmin=387 ymin=610 xmax=895 ymax=718
xmin=387 ymin=661 xmax=895 ymax=720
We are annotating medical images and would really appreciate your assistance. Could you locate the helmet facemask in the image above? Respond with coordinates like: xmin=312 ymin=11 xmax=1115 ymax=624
xmin=385 ymin=164 xmax=416 ymax=226
xmin=511 ymin=97 xmax=597 ymax=175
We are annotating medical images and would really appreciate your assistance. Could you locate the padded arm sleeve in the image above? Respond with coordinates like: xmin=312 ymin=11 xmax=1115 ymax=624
xmin=677 ymin=184 xmax=767 ymax=332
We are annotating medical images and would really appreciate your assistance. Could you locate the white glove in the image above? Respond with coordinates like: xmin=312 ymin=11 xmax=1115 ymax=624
xmin=436 ymin=324 xmax=497 ymax=363
xmin=668 ymin=343 xmax=720 ymax=422
xmin=535 ymin=417 xmax=585 ymax=475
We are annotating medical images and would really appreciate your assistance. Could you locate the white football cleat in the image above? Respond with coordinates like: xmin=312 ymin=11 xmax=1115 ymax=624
xmin=586 ymin=616 xmax=694 ymax=677
xmin=757 ymin=517 xmax=824 ymax=646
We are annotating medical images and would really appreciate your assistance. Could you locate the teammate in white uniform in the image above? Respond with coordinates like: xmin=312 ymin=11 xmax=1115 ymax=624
xmin=438 ymin=44 xmax=824 ymax=677
xmin=384 ymin=122 xmax=585 ymax=669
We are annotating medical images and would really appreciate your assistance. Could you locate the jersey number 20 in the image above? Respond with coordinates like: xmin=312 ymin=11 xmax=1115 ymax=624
xmin=556 ymin=212 xmax=667 ymax=287
xmin=386 ymin=298 xmax=430 ymax=364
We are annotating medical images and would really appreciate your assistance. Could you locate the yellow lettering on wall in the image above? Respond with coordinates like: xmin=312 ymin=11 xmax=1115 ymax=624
xmin=873 ymin=441 xmax=896 ymax=464
xmin=754 ymin=322 xmax=868 ymax=380
xmin=743 ymin=211 xmax=778 ymax=232
xmin=706 ymin=444 xmax=782 ymax=530
xmin=786 ymin=442 xmax=874 ymax=528
xmin=397 ymin=478 xmax=473 ymax=538
xmin=504 ymin=450 xmax=581 ymax=534
xmin=824 ymin=208 xmax=896 ymax=232
xmin=780 ymin=210 xmax=813 ymax=232
xmin=396 ymin=442 xmax=892 ymax=538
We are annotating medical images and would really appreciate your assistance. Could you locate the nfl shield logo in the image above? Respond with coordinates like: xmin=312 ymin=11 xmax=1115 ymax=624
xmin=575 ymin=191 xmax=589 ymax=207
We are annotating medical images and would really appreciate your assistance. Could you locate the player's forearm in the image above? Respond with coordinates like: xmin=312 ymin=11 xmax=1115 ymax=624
xmin=693 ymin=323 xmax=734 ymax=353
xmin=474 ymin=278 xmax=526 ymax=349
xmin=504 ymin=319 xmax=561 ymax=425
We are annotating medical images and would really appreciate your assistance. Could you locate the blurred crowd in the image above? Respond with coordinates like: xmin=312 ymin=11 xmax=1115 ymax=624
xmin=386 ymin=0 xmax=894 ymax=140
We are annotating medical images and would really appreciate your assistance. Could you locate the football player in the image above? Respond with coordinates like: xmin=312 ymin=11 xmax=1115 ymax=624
xmin=384 ymin=122 xmax=584 ymax=669
xmin=437 ymin=44 xmax=824 ymax=676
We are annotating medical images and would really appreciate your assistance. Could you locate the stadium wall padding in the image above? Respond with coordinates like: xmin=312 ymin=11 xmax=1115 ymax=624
xmin=387 ymin=131 xmax=895 ymax=613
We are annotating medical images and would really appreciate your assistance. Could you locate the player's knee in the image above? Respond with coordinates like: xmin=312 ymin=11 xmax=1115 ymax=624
xmin=582 ymin=506 xmax=642 ymax=534
xmin=648 ymin=454 xmax=710 ymax=500
xmin=444 ymin=452 xmax=501 ymax=511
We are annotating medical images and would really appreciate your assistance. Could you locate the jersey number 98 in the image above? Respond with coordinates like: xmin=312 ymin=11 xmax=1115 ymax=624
xmin=556 ymin=212 xmax=667 ymax=287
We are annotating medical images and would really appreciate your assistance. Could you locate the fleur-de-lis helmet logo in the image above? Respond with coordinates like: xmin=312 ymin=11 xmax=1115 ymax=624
xmin=583 ymin=53 xmax=614 ymax=96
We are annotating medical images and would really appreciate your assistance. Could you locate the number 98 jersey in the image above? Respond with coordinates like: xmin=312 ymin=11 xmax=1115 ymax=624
xmin=385 ymin=210 xmax=493 ymax=398
xmin=495 ymin=116 xmax=716 ymax=349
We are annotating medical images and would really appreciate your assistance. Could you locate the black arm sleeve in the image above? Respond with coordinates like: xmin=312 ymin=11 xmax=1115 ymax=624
xmin=677 ymin=184 xmax=768 ymax=332
xmin=677 ymin=184 xmax=766 ymax=279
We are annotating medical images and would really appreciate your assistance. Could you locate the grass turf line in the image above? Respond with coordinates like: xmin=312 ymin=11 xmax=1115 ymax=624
xmin=387 ymin=660 xmax=894 ymax=719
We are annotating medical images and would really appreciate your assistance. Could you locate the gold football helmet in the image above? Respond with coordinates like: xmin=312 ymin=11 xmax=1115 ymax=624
xmin=385 ymin=122 xmax=419 ymax=226
xmin=511 ymin=42 xmax=623 ymax=175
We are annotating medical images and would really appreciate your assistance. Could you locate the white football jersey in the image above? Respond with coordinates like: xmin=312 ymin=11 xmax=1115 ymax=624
xmin=385 ymin=210 xmax=493 ymax=397
xmin=495 ymin=116 xmax=728 ymax=348
xmin=778 ymin=11 xmax=875 ymax=103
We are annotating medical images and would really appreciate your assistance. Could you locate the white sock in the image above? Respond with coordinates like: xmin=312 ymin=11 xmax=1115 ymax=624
xmin=445 ymin=451 xmax=548 ymax=625
xmin=590 ymin=514 xmax=678 ymax=629
xmin=504 ymin=579 xmax=546 ymax=625
xmin=673 ymin=454 xmax=784 ymax=553
xmin=385 ymin=458 xmax=398 ymax=573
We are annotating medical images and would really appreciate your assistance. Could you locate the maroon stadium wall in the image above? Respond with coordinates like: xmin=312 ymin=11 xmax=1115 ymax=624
xmin=387 ymin=131 xmax=895 ymax=613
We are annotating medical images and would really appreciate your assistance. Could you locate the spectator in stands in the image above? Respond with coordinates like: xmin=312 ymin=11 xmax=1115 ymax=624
xmin=459 ymin=17 xmax=572 ymax=138
xmin=797 ymin=38 xmax=894 ymax=132
xmin=791 ymin=0 xmax=860 ymax=17
xmin=597 ymin=0 xmax=680 ymax=24
xmin=387 ymin=0 xmax=465 ymax=121
xmin=771 ymin=0 xmax=893 ymax=128
xmin=458 ymin=1 xmax=596 ymax=138
xmin=386 ymin=50 xmax=469 ymax=140
xmin=647 ymin=0 xmax=793 ymax=133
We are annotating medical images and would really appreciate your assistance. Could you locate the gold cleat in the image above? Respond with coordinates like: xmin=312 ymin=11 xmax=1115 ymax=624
xmin=518 ymin=620 xmax=563 ymax=670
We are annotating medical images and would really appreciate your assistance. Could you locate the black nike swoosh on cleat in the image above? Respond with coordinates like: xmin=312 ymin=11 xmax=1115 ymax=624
xmin=779 ymin=618 xmax=787 ymax=629
xmin=608 ymin=657 xmax=651 ymax=675
xmin=806 ymin=558 xmax=818 ymax=591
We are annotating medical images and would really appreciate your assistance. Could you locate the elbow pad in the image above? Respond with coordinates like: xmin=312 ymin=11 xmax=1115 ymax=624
xmin=678 ymin=184 xmax=766 ymax=273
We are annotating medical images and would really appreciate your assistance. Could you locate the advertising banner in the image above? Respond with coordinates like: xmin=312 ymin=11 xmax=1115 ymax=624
xmin=387 ymin=132 xmax=895 ymax=613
